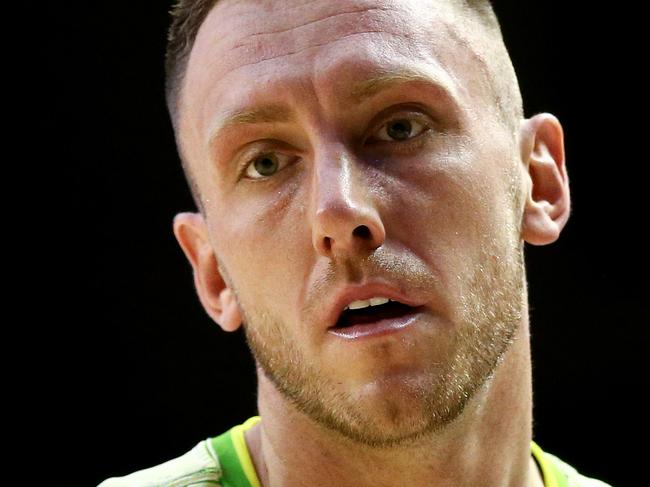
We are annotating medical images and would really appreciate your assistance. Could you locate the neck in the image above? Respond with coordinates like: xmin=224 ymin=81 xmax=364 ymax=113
xmin=245 ymin=316 xmax=543 ymax=487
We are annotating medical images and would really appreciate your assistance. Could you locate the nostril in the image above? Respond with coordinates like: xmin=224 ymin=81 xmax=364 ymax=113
xmin=322 ymin=236 xmax=332 ymax=252
xmin=352 ymin=225 xmax=371 ymax=239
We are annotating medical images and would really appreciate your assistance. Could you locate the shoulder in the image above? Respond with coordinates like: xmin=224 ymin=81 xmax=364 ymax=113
xmin=96 ymin=439 xmax=223 ymax=487
xmin=544 ymin=451 xmax=614 ymax=487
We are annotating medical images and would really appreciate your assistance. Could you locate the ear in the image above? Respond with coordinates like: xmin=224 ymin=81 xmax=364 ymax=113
xmin=518 ymin=113 xmax=571 ymax=245
xmin=172 ymin=212 xmax=242 ymax=332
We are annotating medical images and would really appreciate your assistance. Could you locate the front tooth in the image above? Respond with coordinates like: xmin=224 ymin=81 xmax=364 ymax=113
xmin=347 ymin=299 xmax=371 ymax=310
xmin=369 ymin=297 xmax=390 ymax=306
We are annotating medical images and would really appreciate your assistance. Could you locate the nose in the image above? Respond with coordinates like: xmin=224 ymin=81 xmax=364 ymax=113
xmin=310 ymin=148 xmax=386 ymax=259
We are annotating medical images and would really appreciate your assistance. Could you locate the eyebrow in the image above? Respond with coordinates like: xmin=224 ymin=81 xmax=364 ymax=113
xmin=350 ymin=67 xmax=458 ymax=105
xmin=218 ymin=103 xmax=293 ymax=130
xmin=207 ymin=67 xmax=459 ymax=147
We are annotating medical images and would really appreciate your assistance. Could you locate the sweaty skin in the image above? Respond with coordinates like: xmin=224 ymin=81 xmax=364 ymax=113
xmin=172 ymin=0 xmax=570 ymax=486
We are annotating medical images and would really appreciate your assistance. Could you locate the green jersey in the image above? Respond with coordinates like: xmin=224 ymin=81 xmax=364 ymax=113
xmin=98 ymin=416 xmax=613 ymax=487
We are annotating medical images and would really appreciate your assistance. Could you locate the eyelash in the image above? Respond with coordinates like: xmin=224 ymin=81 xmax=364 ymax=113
xmin=239 ymin=111 xmax=433 ymax=181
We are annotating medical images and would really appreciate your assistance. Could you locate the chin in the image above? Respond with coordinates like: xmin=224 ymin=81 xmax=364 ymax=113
xmin=326 ymin=372 xmax=452 ymax=447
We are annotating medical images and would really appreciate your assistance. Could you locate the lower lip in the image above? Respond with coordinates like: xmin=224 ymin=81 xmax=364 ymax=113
xmin=327 ymin=312 xmax=421 ymax=340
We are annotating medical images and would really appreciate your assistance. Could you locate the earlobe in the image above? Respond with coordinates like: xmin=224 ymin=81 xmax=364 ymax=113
xmin=218 ymin=288 xmax=243 ymax=332
xmin=172 ymin=212 xmax=243 ymax=332
xmin=518 ymin=113 xmax=572 ymax=246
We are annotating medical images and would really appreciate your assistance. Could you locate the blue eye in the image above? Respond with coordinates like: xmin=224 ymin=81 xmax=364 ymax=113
xmin=244 ymin=153 xmax=293 ymax=179
xmin=374 ymin=118 xmax=427 ymax=142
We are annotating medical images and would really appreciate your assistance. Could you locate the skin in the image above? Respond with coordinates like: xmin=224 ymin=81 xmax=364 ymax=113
xmin=172 ymin=0 xmax=570 ymax=486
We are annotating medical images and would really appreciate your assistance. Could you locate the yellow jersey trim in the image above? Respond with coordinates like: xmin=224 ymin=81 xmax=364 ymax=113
xmin=231 ymin=418 xmax=555 ymax=487
xmin=531 ymin=440 xmax=557 ymax=487
xmin=231 ymin=415 xmax=263 ymax=487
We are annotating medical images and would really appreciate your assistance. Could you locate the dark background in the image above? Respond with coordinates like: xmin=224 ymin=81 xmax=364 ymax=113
xmin=49 ymin=1 xmax=645 ymax=486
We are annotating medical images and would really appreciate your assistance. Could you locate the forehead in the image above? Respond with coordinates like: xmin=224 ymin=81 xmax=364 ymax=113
xmin=179 ymin=0 xmax=489 ymax=159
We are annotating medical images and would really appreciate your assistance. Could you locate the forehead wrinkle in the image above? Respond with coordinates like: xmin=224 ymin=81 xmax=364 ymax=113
xmin=232 ymin=5 xmax=396 ymax=48
xmin=226 ymin=29 xmax=413 ymax=76
xmin=206 ymin=2 xmax=411 ymax=77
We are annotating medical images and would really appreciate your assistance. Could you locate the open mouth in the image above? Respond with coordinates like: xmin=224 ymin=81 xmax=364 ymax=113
xmin=333 ymin=300 xmax=422 ymax=328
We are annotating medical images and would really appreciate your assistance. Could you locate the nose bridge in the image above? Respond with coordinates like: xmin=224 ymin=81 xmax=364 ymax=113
xmin=313 ymin=146 xmax=355 ymax=214
xmin=310 ymin=143 xmax=386 ymax=258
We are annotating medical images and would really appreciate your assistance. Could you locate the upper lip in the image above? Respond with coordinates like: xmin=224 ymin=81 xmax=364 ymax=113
xmin=324 ymin=280 xmax=426 ymax=329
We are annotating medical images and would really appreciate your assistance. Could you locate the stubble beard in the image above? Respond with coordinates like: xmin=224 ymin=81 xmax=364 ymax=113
xmin=231 ymin=221 xmax=526 ymax=449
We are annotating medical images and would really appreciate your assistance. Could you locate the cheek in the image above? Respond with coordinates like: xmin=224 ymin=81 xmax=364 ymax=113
xmin=214 ymin=186 xmax=313 ymax=316
xmin=389 ymin=146 xmax=488 ymax=242
xmin=383 ymin=141 xmax=513 ymax=284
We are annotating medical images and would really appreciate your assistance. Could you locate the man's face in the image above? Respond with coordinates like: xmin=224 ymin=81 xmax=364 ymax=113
xmin=179 ymin=0 xmax=527 ymax=446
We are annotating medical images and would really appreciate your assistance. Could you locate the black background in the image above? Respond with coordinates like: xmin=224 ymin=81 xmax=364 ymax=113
xmin=49 ymin=1 xmax=645 ymax=486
